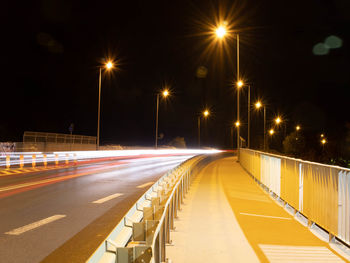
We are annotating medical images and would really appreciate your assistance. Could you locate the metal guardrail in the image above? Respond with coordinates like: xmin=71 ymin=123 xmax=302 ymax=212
xmin=0 ymin=150 xmax=219 ymax=170
xmin=87 ymin=155 xmax=206 ymax=263
xmin=240 ymin=148 xmax=350 ymax=247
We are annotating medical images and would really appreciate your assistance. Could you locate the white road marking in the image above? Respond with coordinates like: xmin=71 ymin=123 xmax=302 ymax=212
xmin=5 ymin=215 xmax=66 ymax=235
xmin=92 ymin=193 xmax=124 ymax=204
xmin=137 ymin=182 xmax=154 ymax=188
xmin=259 ymin=244 xmax=345 ymax=262
xmin=240 ymin=212 xmax=291 ymax=220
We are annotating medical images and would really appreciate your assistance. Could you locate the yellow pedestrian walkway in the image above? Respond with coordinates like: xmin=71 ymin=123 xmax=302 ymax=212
xmin=167 ymin=156 xmax=349 ymax=263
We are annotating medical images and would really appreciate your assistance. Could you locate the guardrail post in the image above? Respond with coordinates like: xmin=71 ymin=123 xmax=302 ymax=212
xmin=19 ymin=155 xmax=24 ymax=169
xmin=174 ymin=189 xmax=179 ymax=216
xmin=6 ymin=155 xmax=10 ymax=169
xmin=170 ymin=197 xmax=175 ymax=230
xmin=74 ymin=153 xmax=77 ymax=165
xmin=65 ymin=154 xmax=69 ymax=165
xmin=32 ymin=154 xmax=36 ymax=168
xmin=55 ymin=154 xmax=59 ymax=166
xmin=43 ymin=154 xmax=47 ymax=168
xmin=181 ymin=178 xmax=184 ymax=202
xmin=165 ymin=207 xmax=171 ymax=244
xmin=160 ymin=223 xmax=166 ymax=262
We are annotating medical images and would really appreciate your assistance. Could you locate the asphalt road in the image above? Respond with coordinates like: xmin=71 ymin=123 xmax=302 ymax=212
xmin=0 ymin=155 xmax=192 ymax=263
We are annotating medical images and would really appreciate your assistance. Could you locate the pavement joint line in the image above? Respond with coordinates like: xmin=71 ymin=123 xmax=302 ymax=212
xmin=137 ymin=181 xmax=154 ymax=188
xmin=92 ymin=193 xmax=124 ymax=204
xmin=5 ymin=215 xmax=66 ymax=235
xmin=239 ymin=212 xmax=292 ymax=220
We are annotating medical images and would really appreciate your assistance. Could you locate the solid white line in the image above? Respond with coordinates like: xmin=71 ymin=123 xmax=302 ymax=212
xmin=92 ymin=193 xmax=124 ymax=204
xmin=137 ymin=182 xmax=154 ymax=188
xmin=240 ymin=212 xmax=291 ymax=220
xmin=5 ymin=215 xmax=66 ymax=235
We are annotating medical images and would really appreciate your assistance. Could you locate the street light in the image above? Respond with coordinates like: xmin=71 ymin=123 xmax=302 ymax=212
xmin=269 ymin=129 xmax=275 ymax=135
xmin=236 ymin=80 xmax=243 ymax=153
xmin=198 ymin=110 xmax=210 ymax=148
xmin=97 ymin=60 xmax=114 ymax=149
xmin=296 ymin=125 xmax=301 ymax=131
xmin=155 ymin=89 xmax=170 ymax=149
xmin=214 ymin=24 xmax=240 ymax=154
xmin=255 ymin=101 xmax=267 ymax=150
xmin=275 ymin=117 xmax=282 ymax=125
xmin=215 ymin=26 xmax=227 ymax=39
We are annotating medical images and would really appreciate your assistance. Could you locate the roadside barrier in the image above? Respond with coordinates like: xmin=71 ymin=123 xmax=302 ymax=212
xmin=240 ymin=148 xmax=350 ymax=247
xmin=87 ymin=155 xmax=208 ymax=263
xmin=0 ymin=149 xmax=219 ymax=171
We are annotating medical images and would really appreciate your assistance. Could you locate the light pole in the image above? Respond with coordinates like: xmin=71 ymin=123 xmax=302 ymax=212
xmin=155 ymin=89 xmax=169 ymax=148
xmin=198 ymin=110 xmax=209 ymax=148
xmin=236 ymin=81 xmax=243 ymax=153
xmin=97 ymin=61 xmax=114 ymax=150
xmin=247 ymin=85 xmax=250 ymax=148
xmin=215 ymin=24 xmax=240 ymax=152
xmin=255 ymin=101 xmax=266 ymax=150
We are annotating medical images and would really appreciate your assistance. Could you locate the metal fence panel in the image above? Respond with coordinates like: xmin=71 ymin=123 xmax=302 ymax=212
xmin=338 ymin=170 xmax=350 ymax=245
xmin=261 ymin=154 xmax=281 ymax=196
xmin=301 ymin=164 xmax=338 ymax=236
xmin=240 ymin=148 xmax=350 ymax=247
xmin=280 ymin=158 xmax=299 ymax=209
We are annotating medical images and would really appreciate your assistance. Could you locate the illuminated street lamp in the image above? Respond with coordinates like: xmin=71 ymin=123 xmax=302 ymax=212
xmin=236 ymin=80 xmax=244 ymax=152
xmin=214 ymin=23 xmax=240 ymax=154
xmin=97 ymin=60 xmax=114 ymax=149
xmin=198 ymin=110 xmax=210 ymax=148
xmin=296 ymin=125 xmax=301 ymax=131
xmin=269 ymin=129 xmax=275 ymax=135
xmin=235 ymin=121 xmax=240 ymax=127
xmin=275 ymin=117 xmax=282 ymax=125
xmin=215 ymin=26 xmax=227 ymax=39
xmin=321 ymin=133 xmax=325 ymax=138
xmin=321 ymin=138 xmax=327 ymax=145
xmin=255 ymin=101 xmax=267 ymax=150
xmin=155 ymin=89 xmax=170 ymax=148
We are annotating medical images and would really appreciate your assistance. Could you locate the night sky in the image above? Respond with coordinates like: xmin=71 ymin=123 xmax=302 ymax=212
xmin=2 ymin=0 xmax=350 ymax=149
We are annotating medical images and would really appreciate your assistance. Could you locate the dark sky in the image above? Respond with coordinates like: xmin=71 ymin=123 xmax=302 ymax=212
xmin=2 ymin=0 xmax=350 ymax=148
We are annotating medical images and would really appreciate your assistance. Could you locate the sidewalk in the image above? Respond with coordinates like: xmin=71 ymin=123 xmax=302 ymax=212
xmin=166 ymin=156 xmax=349 ymax=263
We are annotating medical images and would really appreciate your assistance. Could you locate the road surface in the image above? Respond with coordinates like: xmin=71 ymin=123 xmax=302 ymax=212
xmin=0 ymin=154 xmax=192 ymax=263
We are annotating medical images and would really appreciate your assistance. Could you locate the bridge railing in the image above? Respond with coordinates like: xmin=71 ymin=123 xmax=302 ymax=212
xmin=87 ymin=154 xmax=210 ymax=263
xmin=240 ymin=148 xmax=350 ymax=247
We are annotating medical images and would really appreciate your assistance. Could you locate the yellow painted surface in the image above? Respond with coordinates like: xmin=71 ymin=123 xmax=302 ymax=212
xmin=220 ymin=156 xmax=347 ymax=262
xmin=167 ymin=155 xmax=348 ymax=262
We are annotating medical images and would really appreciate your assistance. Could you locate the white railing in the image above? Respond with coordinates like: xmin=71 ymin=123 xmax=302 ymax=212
xmin=0 ymin=149 xmax=220 ymax=170
xmin=87 ymin=154 xmax=209 ymax=263
xmin=240 ymin=148 xmax=350 ymax=246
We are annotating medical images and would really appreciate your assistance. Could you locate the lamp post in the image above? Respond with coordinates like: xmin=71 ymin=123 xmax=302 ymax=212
xmin=198 ymin=110 xmax=209 ymax=148
xmin=255 ymin=101 xmax=266 ymax=150
xmin=247 ymin=85 xmax=251 ymax=148
xmin=215 ymin=24 xmax=240 ymax=152
xmin=236 ymin=81 xmax=243 ymax=153
xmin=155 ymin=89 xmax=169 ymax=148
xmin=97 ymin=61 xmax=114 ymax=150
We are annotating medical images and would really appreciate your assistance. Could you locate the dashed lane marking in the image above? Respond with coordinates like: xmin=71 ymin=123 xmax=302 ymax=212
xmin=5 ymin=215 xmax=66 ymax=235
xmin=92 ymin=193 xmax=124 ymax=204
xmin=137 ymin=182 xmax=154 ymax=188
